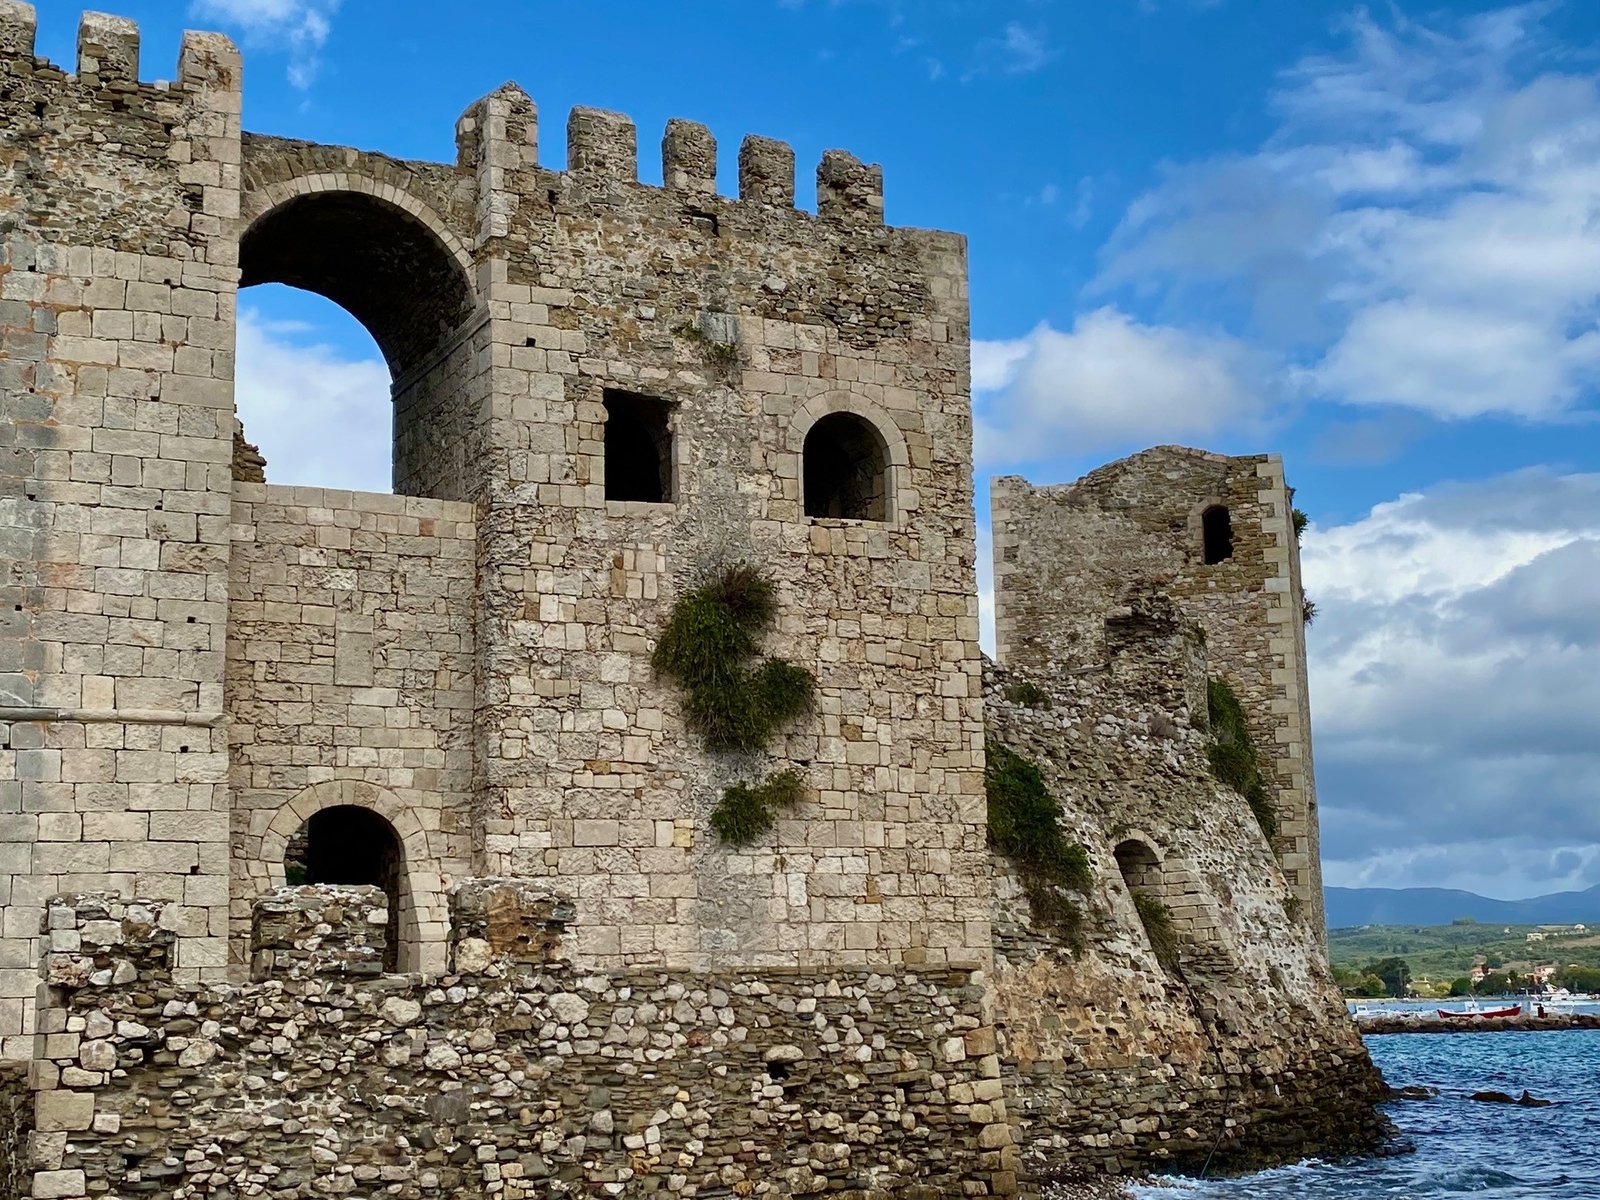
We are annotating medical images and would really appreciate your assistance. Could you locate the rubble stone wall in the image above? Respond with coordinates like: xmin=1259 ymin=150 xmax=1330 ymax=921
xmin=0 ymin=5 xmax=244 ymax=1056
xmin=983 ymin=634 xmax=1383 ymax=1179
xmin=225 ymin=483 xmax=479 ymax=972
xmin=23 ymin=888 xmax=1023 ymax=1200
xmin=990 ymin=446 xmax=1323 ymax=930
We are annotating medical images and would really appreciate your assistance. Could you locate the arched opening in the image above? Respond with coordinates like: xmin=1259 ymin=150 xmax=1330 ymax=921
xmin=1115 ymin=838 xmax=1179 ymax=971
xmin=604 ymin=388 xmax=674 ymax=503
xmin=803 ymin=411 xmax=890 ymax=521
xmin=1202 ymin=505 xmax=1234 ymax=564
xmin=1115 ymin=839 xmax=1162 ymax=891
xmin=285 ymin=805 xmax=404 ymax=971
xmin=238 ymin=189 xmax=478 ymax=500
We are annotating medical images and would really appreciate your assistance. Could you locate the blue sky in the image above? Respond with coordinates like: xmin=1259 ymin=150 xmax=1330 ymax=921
xmin=37 ymin=0 xmax=1600 ymax=901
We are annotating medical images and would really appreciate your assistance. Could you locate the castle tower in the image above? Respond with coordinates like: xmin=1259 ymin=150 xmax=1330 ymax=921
xmin=0 ymin=6 xmax=988 ymax=1054
xmin=0 ymin=5 xmax=242 ymax=1057
xmin=990 ymin=447 xmax=1324 ymax=932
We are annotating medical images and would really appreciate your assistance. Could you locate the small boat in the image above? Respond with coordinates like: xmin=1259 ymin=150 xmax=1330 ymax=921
xmin=1436 ymin=1004 xmax=1521 ymax=1019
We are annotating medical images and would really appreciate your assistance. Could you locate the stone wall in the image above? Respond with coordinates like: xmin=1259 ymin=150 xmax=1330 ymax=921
xmin=225 ymin=483 xmax=478 ymax=972
xmin=982 ymin=625 xmax=1384 ymax=1179
xmin=22 ymin=887 xmax=1024 ymax=1199
xmin=0 ymin=5 xmax=243 ymax=1056
xmin=990 ymin=446 xmax=1323 ymax=931
xmin=452 ymin=98 xmax=989 ymax=970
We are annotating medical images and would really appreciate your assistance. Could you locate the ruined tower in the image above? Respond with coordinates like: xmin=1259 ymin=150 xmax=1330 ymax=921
xmin=990 ymin=447 xmax=1324 ymax=931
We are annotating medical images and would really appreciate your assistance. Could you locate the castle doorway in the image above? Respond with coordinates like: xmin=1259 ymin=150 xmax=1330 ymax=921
xmin=286 ymin=805 xmax=404 ymax=971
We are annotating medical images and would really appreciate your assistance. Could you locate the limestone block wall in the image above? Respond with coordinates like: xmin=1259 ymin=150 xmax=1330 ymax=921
xmin=22 ymin=888 xmax=1024 ymax=1200
xmin=991 ymin=446 xmax=1323 ymax=930
xmin=458 ymin=97 xmax=988 ymax=970
xmin=0 ymin=6 xmax=243 ymax=1056
xmin=226 ymin=483 xmax=478 ymax=972
xmin=981 ymin=633 xmax=1384 ymax=1178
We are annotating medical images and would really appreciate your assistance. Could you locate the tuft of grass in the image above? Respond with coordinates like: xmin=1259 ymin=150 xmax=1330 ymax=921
xmin=654 ymin=564 xmax=816 ymax=846
xmin=1004 ymin=679 xmax=1051 ymax=710
xmin=677 ymin=322 xmax=740 ymax=373
xmin=712 ymin=770 xmax=806 ymax=847
xmin=986 ymin=740 xmax=1093 ymax=946
xmin=1302 ymin=596 xmax=1317 ymax=627
xmin=1206 ymin=678 xmax=1278 ymax=840
xmin=654 ymin=565 xmax=814 ymax=754
xmin=1133 ymin=890 xmax=1180 ymax=970
xmin=1293 ymin=508 xmax=1309 ymax=541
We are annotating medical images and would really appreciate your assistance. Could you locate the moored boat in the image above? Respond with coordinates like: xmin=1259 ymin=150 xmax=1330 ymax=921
xmin=1436 ymin=1004 xmax=1522 ymax=1019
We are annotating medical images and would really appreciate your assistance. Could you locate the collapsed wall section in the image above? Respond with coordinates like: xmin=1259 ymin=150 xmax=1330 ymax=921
xmin=225 ymin=484 xmax=478 ymax=973
xmin=981 ymin=609 xmax=1384 ymax=1178
xmin=23 ymin=887 xmax=1024 ymax=1199
xmin=0 ymin=6 xmax=243 ymax=1057
xmin=990 ymin=447 xmax=1323 ymax=930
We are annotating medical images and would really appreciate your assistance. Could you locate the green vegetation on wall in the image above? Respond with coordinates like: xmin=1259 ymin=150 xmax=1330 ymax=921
xmin=985 ymin=740 xmax=1092 ymax=946
xmin=1004 ymin=679 xmax=1051 ymax=709
xmin=1133 ymin=891 xmax=1180 ymax=971
xmin=1205 ymin=677 xmax=1278 ymax=840
xmin=710 ymin=771 xmax=806 ymax=846
xmin=654 ymin=564 xmax=816 ymax=846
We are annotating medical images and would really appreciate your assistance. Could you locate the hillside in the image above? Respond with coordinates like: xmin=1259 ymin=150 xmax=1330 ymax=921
xmin=1325 ymin=884 xmax=1600 ymax=929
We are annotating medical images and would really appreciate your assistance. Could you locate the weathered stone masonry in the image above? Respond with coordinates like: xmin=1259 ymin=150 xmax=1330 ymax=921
xmin=0 ymin=6 xmax=1382 ymax=1193
xmin=27 ymin=888 xmax=1020 ymax=1199
xmin=991 ymin=448 xmax=1325 ymax=932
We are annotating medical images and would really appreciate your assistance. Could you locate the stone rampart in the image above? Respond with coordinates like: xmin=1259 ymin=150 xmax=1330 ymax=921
xmin=983 ymin=626 xmax=1384 ymax=1178
xmin=21 ymin=887 xmax=1022 ymax=1199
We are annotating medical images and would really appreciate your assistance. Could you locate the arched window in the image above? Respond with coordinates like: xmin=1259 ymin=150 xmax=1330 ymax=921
xmin=604 ymin=389 xmax=674 ymax=503
xmin=1202 ymin=505 xmax=1234 ymax=565
xmin=285 ymin=805 xmax=405 ymax=971
xmin=238 ymin=189 xmax=478 ymax=499
xmin=803 ymin=411 xmax=890 ymax=521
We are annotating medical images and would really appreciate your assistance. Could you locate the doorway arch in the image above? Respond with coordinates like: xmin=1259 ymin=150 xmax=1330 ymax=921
xmin=259 ymin=781 xmax=449 ymax=973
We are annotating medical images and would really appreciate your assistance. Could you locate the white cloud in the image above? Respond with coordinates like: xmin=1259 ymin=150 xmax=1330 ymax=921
xmin=1304 ymin=469 xmax=1600 ymax=894
xmin=972 ymin=307 xmax=1271 ymax=466
xmin=1098 ymin=4 xmax=1600 ymax=422
xmin=998 ymin=22 xmax=1052 ymax=74
xmin=234 ymin=308 xmax=392 ymax=492
xmin=190 ymin=0 xmax=340 ymax=89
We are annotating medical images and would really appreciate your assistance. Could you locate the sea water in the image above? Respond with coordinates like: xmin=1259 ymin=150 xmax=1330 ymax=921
xmin=1131 ymin=1031 xmax=1600 ymax=1199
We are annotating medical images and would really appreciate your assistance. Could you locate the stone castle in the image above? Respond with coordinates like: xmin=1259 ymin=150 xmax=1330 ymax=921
xmin=0 ymin=8 xmax=1385 ymax=1197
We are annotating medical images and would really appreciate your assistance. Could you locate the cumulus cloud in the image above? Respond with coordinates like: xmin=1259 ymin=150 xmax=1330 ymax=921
xmin=233 ymin=309 xmax=391 ymax=492
xmin=972 ymin=308 xmax=1272 ymax=466
xmin=1098 ymin=4 xmax=1600 ymax=423
xmin=190 ymin=0 xmax=340 ymax=88
xmin=1305 ymin=469 xmax=1600 ymax=897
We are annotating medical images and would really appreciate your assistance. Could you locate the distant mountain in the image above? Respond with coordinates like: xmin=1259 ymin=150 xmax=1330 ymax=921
xmin=1325 ymin=884 xmax=1600 ymax=929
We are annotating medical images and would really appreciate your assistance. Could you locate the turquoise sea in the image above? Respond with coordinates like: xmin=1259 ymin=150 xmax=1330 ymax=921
xmin=1133 ymin=1031 xmax=1600 ymax=1199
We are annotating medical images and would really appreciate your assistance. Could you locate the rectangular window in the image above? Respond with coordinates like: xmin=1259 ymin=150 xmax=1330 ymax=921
xmin=603 ymin=389 xmax=674 ymax=503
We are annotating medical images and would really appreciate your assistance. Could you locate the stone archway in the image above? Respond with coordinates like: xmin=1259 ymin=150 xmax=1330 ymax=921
xmin=255 ymin=781 xmax=449 ymax=972
xmin=235 ymin=172 xmax=487 ymax=500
